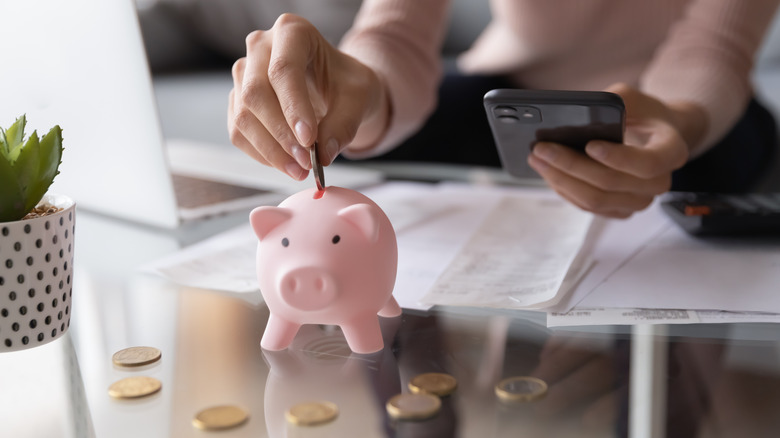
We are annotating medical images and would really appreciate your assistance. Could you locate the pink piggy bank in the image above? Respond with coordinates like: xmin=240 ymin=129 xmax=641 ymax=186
xmin=250 ymin=186 xmax=401 ymax=354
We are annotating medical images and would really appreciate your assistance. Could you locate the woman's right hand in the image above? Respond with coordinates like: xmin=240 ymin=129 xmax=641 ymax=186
xmin=228 ymin=14 xmax=389 ymax=180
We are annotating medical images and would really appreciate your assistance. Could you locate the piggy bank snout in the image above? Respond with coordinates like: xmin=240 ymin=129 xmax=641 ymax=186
xmin=278 ymin=266 xmax=337 ymax=311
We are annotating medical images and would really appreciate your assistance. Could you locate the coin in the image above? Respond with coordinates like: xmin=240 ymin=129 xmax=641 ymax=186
xmin=112 ymin=346 xmax=162 ymax=367
xmin=310 ymin=142 xmax=326 ymax=190
xmin=108 ymin=376 xmax=162 ymax=399
xmin=494 ymin=376 xmax=548 ymax=403
xmin=192 ymin=405 xmax=249 ymax=431
xmin=386 ymin=393 xmax=441 ymax=421
xmin=408 ymin=372 xmax=458 ymax=397
xmin=285 ymin=401 xmax=339 ymax=426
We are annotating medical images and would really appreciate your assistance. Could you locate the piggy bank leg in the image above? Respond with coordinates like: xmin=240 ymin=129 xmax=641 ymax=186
xmin=340 ymin=315 xmax=384 ymax=354
xmin=261 ymin=315 xmax=302 ymax=351
xmin=377 ymin=296 xmax=402 ymax=318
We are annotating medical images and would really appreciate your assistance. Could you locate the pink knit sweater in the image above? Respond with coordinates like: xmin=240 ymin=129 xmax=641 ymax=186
xmin=339 ymin=0 xmax=780 ymax=157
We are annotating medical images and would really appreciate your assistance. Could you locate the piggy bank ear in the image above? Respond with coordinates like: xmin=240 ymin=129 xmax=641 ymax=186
xmin=338 ymin=203 xmax=379 ymax=243
xmin=249 ymin=207 xmax=293 ymax=240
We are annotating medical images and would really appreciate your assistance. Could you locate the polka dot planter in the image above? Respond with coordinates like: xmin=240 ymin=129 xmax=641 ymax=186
xmin=0 ymin=194 xmax=75 ymax=353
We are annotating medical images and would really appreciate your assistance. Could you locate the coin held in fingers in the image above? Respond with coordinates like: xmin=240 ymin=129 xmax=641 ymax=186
xmin=310 ymin=142 xmax=326 ymax=191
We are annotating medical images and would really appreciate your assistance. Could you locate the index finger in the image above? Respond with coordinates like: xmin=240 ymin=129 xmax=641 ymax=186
xmin=267 ymin=14 xmax=321 ymax=147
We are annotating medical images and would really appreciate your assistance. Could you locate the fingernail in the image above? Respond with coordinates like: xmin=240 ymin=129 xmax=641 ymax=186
xmin=586 ymin=142 xmax=607 ymax=160
xmin=533 ymin=143 xmax=557 ymax=162
xmin=295 ymin=121 xmax=312 ymax=146
xmin=326 ymin=138 xmax=340 ymax=163
xmin=285 ymin=162 xmax=307 ymax=181
xmin=291 ymin=144 xmax=310 ymax=169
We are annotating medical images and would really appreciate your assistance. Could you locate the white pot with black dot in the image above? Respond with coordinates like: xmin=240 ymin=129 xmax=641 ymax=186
xmin=0 ymin=193 xmax=75 ymax=352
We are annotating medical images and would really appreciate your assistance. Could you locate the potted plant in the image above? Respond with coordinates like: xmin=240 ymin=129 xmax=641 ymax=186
xmin=0 ymin=115 xmax=75 ymax=352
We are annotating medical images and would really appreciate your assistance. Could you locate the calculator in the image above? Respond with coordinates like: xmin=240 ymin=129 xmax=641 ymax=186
xmin=660 ymin=192 xmax=780 ymax=236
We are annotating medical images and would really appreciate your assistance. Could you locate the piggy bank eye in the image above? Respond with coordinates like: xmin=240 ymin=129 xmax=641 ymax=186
xmin=331 ymin=235 xmax=340 ymax=244
xmin=281 ymin=237 xmax=290 ymax=247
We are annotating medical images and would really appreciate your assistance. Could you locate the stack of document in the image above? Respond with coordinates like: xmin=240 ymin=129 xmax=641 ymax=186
xmin=144 ymin=181 xmax=780 ymax=327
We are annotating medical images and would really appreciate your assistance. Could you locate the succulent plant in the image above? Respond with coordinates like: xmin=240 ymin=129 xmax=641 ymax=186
xmin=0 ymin=115 xmax=63 ymax=222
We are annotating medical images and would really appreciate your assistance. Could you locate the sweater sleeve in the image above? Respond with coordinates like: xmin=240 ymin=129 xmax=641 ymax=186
xmin=640 ymin=0 xmax=780 ymax=151
xmin=337 ymin=0 xmax=451 ymax=159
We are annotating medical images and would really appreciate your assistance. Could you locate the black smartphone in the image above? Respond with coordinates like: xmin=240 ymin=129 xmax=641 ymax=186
xmin=483 ymin=89 xmax=625 ymax=179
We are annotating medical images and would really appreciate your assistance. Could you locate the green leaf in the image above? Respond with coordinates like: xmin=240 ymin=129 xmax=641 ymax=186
xmin=0 ymin=126 xmax=8 ymax=159
xmin=0 ymin=153 xmax=26 ymax=222
xmin=35 ymin=125 xmax=63 ymax=197
xmin=4 ymin=115 xmax=27 ymax=163
xmin=13 ymin=130 xmax=42 ymax=214
xmin=5 ymin=114 xmax=26 ymax=150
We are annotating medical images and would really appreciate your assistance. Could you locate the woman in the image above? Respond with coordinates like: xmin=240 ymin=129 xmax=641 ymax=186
xmin=228 ymin=0 xmax=780 ymax=218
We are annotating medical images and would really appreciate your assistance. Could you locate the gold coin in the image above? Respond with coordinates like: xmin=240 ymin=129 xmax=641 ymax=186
xmin=112 ymin=346 xmax=162 ymax=367
xmin=192 ymin=405 xmax=249 ymax=431
xmin=408 ymin=372 xmax=458 ymax=397
xmin=494 ymin=376 xmax=548 ymax=403
xmin=386 ymin=393 xmax=441 ymax=421
xmin=285 ymin=401 xmax=339 ymax=426
xmin=108 ymin=376 xmax=162 ymax=399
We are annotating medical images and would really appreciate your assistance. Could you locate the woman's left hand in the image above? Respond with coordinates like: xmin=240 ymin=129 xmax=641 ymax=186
xmin=528 ymin=83 xmax=694 ymax=218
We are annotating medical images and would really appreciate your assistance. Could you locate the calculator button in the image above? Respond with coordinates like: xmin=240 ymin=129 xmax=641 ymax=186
xmin=684 ymin=205 xmax=711 ymax=216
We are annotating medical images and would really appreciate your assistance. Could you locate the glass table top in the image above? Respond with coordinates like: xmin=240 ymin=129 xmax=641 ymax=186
xmin=2 ymin=203 xmax=780 ymax=438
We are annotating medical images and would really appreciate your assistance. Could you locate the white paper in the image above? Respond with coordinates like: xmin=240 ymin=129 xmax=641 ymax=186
xmin=549 ymin=200 xmax=669 ymax=311
xmin=421 ymin=190 xmax=593 ymax=309
xmin=577 ymin=213 xmax=780 ymax=313
xmin=547 ymin=307 xmax=780 ymax=327
xmin=547 ymin=307 xmax=700 ymax=326
xmin=141 ymin=224 xmax=258 ymax=293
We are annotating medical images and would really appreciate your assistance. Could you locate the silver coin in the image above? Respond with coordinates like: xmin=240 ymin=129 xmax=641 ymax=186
xmin=310 ymin=142 xmax=325 ymax=191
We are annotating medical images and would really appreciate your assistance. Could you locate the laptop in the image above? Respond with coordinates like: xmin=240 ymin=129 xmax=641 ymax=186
xmin=0 ymin=0 xmax=381 ymax=229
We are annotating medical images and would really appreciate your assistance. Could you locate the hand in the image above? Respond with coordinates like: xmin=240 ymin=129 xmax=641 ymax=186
xmin=528 ymin=83 xmax=693 ymax=218
xmin=228 ymin=14 xmax=389 ymax=180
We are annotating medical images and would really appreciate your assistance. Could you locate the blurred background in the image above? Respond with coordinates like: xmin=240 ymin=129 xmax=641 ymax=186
xmin=136 ymin=0 xmax=780 ymax=190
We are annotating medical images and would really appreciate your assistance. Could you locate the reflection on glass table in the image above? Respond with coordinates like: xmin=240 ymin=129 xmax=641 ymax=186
xmin=4 ymin=208 xmax=780 ymax=438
